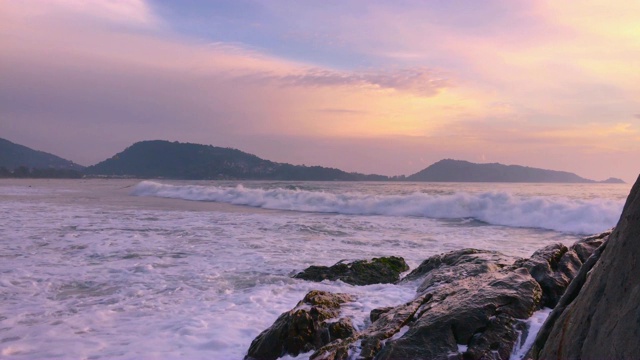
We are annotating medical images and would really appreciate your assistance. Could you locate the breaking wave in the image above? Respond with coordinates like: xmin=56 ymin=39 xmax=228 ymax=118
xmin=132 ymin=181 xmax=623 ymax=234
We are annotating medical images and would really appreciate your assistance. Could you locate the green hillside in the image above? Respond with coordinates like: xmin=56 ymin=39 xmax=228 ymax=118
xmin=86 ymin=140 xmax=387 ymax=181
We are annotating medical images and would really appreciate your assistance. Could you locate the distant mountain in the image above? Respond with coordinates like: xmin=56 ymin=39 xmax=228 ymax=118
xmin=0 ymin=137 xmax=84 ymax=171
xmin=86 ymin=140 xmax=388 ymax=181
xmin=2 ymin=137 xmax=625 ymax=183
xmin=406 ymin=159 xmax=620 ymax=183
xmin=600 ymin=177 xmax=626 ymax=184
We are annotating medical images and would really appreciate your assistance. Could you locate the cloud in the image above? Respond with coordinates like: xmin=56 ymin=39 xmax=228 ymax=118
xmin=0 ymin=1 xmax=461 ymax=166
xmin=2 ymin=0 xmax=160 ymax=29
xmin=315 ymin=108 xmax=368 ymax=115
xmin=279 ymin=67 xmax=448 ymax=96
xmin=1 ymin=0 xmax=639 ymax=183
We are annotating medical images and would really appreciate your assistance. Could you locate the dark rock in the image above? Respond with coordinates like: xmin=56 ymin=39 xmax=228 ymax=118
xmin=358 ymin=295 xmax=431 ymax=359
xmin=311 ymin=249 xmax=541 ymax=360
xmin=571 ymin=230 xmax=610 ymax=262
xmin=327 ymin=318 xmax=356 ymax=341
xmin=403 ymin=249 xmax=515 ymax=282
xmin=248 ymin=229 xmax=617 ymax=360
xmin=401 ymin=249 xmax=516 ymax=294
xmin=513 ymin=243 xmax=575 ymax=308
xmin=535 ymin=174 xmax=640 ymax=359
xmin=294 ymin=256 xmax=409 ymax=286
xmin=311 ymin=294 xmax=431 ymax=360
xmin=244 ymin=290 xmax=355 ymax=360
xmin=513 ymin=229 xmax=612 ymax=308
xmin=312 ymin=248 xmax=541 ymax=360
xmin=377 ymin=268 xmax=541 ymax=360
xmin=529 ymin=240 xmax=607 ymax=359
xmin=369 ymin=307 xmax=393 ymax=323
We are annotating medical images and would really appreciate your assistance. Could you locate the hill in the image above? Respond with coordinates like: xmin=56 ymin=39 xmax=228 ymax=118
xmin=406 ymin=159 xmax=617 ymax=183
xmin=0 ymin=137 xmax=84 ymax=171
xmin=85 ymin=140 xmax=387 ymax=181
xmin=600 ymin=177 xmax=626 ymax=184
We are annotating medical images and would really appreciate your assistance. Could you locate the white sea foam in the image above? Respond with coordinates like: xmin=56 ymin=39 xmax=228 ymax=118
xmin=0 ymin=180 xmax=628 ymax=360
xmin=132 ymin=181 xmax=623 ymax=234
xmin=510 ymin=308 xmax=553 ymax=360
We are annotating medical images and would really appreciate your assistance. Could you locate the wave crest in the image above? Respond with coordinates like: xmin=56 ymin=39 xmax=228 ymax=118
xmin=131 ymin=181 xmax=622 ymax=234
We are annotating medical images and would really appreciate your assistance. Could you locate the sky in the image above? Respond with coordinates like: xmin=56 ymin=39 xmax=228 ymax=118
xmin=1 ymin=0 xmax=639 ymax=181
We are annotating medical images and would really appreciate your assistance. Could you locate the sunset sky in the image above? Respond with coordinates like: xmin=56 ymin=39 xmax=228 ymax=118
xmin=1 ymin=1 xmax=639 ymax=181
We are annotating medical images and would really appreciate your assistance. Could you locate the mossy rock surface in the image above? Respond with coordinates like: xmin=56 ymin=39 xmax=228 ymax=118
xmin=293 ymin=256 xmax=409 ymax=285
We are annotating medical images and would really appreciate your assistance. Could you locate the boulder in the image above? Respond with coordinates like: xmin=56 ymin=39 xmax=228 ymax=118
xmin=512 ymin=243 xmax=578 ymax=308
xmin=245 ymin=290 xmax=356 ymax=360
xmin=570 ymin=230 xmax=609 ymax=262
xmin=369 ymin=307 xmax=393 ymax=323
xmin=294 ymin=257 xmax=409 ymax=286
xmin=534 ymin=175 xmax=640 ymax=359
xmin=512 ymin=229 xmax=611 ymax=308
xmin=311 ymin=294 xmax=431 ymax=360
xmin=376 ymin=269 xmax=541 ymax=360
xmin=312 ymin=249 xmax=541 ymax=360
xmin=402 ymin=248 xmax=514 ymax=280
xmin=248 ymin=225 xmax=618 ymax=359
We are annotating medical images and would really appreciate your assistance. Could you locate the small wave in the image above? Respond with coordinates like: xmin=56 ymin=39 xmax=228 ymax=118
xmin=131 ymin=181 xmax=623 ymax=234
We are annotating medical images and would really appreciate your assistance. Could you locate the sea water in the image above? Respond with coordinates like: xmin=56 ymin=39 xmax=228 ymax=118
xmin=0 ymin=179 xmax=630 ymax=359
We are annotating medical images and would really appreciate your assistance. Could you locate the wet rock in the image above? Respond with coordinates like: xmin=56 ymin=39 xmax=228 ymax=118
xmin=377 ymin=268 xmax=541 ymax=360
xmin=402 ymin=249 xmax=515 ymax=282
xmin=513 ymin=243 xmax=576 ymax=308
xmin=312 ymin=249 xmax=541 ymax=360
xmin=401 ymin=248 xmax=516 ymax=293
xmin=534 ymin=175 xmax=640 ymax=359
xmin=358 ymin=295 xmax=431 ymax=359
xmin=571 ymin=230 xmax=610 ymax=262
xmin=244 ymin=290 xmax=355 ymax=360
xmin=376 ymin=269 xmax=541 ymax=359
xmin=248 ymin=229 xmax=616 ymax=360
xmin=528 ymin=240 xmax=608 ymax=359
xmin=294 ymin=256 xmax=409 ymax=285
xmin=311 ymin=294 xmax=431 ymax=360
xmin=328 ymin=318 xmax=356 ymax=340
xmin=369 ymin=307 xmax=393 ymax=323
xmin=513 ymin=229 xmax=611 ymax=308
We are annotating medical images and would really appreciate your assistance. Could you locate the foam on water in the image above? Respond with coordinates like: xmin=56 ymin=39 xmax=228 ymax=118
xmin=510 ymin=308 xmax=553 ymax=360
xmin=0 ymin=199 xmax=417 ymax=359
xmin=133 ymin=181 xmax=623 ymax=234
xmin=0 ymin=179 xmax=628 ymax=359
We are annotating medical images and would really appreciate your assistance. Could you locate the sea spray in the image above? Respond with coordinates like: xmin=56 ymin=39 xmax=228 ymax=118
xmin=132 ymin=181 xmax=623 ymax=234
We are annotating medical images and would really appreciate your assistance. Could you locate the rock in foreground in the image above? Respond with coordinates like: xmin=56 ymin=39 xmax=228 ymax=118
xmin=293 ymin=257 xmax=409 ymax=285
xmin=512 ymin=231 xmax=609 ymax=308
xmin=245 ymin=291 xmax=356 ymax=360
xmin=376 ymin=268 xmax=541 ymax=360
xmin=534 ymin=175 xmax=640 ymax=359
xmin=249 ymin=230 xmax=613 ymax=359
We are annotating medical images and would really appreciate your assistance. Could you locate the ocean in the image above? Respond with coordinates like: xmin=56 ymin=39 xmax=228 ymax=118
xmin=0 ymin=179 xmax=630 ymax=359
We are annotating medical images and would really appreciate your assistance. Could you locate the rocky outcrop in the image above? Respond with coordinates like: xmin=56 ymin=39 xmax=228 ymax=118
xmin=512 ymin=230 xmax=610 ymax=308
xmin=248 ymin=227 xmax=615 ymax=359
xmin=293 ymin=257 xmax=409 ymax=285
xmin=244 ymin=291 xmax=356 ymax=360
xmin=309 ymin=250 xmax=542 ymax=360
xmin=311 ymin=295 xmax=430 ymax=360
xmin=377 ymin=269 xmax=541 ymax=360
xmin=534 ymin=175 xmax=640 ymax=359
xmin=401 ymin=249 xmax=516 ymax=292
